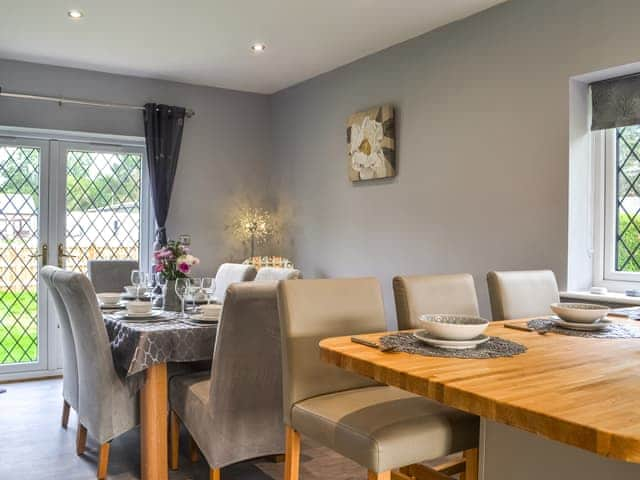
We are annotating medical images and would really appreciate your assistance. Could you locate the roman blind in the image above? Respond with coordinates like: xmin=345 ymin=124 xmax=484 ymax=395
xmin=591 ymin=73 xmax=640 ymax=131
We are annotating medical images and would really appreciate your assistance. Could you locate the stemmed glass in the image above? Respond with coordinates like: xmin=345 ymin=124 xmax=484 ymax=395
xmin=131 ymin=270 xmax=142 ymax=299
xmin=187 ymin=278 xmax=202 ymax=311
xmin=202 ymin=277 xmax=216 ymax=304
xmin=175 ymin=278 xmax=190 ymax=319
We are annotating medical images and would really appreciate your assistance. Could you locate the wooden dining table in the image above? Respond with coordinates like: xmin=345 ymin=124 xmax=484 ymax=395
xmin=319 ymin=318 xmax=640 ymax=479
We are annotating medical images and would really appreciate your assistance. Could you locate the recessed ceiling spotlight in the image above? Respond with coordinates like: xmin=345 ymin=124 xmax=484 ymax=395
xmin=250 ymin=42 xmax=267 ymax=54
xmin=68 ymin=9 xmax=84 ymax=19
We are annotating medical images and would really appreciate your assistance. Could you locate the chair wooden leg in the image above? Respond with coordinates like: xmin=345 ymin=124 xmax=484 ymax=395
xmin=169 ymin=410 xmax=180 ymax=470
xmin=462 ymin=448 xmax=479 ymax=480
xmin=97 ymin=442 xmax=110 ymax=480
xmin=284 ymin=425 xmax=301 ymax=480
xmin=268 ymin=454 xmax=285 ymax=463
xmin=189 ymin=435 xmax=200 ymax=463
xmin=61 ymin=400 xmax=71 ymax=429
xmin=368 ymin=471 xmax=391 ymax=480
xmin=210 ymin=467 xmax=221 ymax=480
xmin=76 ymin=424 xmax=87 ymax=455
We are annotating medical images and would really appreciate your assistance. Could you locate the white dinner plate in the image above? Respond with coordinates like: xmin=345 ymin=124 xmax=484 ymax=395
xmin=413 ymin=330 xmax=489 ymax=350
xmin=189 ymin=314 xmax=219 ymax=323
xmin=113 ymin=310 xmax=164 ymax=320
xmin=551 ymin=316 xmax=612 ymax=332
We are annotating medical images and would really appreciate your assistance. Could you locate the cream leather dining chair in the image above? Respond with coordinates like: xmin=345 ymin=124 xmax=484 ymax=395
xmin=41 ymin=266 xmax=78 ymax=430
xmin=87 ymin=259 xmax=139 ymax=293
xmin=53 ymin=270 xmax=138 ymax=480
xmin=213 ymin=263 xmax=257 ymax=303
xmin=486 ymin=270 xmax=560 ymax=320
xmin=393 ymin=273 xmax=480 ymax=330
xmin=255 ymin=267 xmax=301 ymax=281
xmin=168 ymin=282 xmax=284 ymax=480
xmin=278 ymin=277 xmax=479 ymax=480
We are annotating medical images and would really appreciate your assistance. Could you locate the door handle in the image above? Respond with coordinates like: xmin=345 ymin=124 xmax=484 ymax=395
xmin=57 ymin=243 xmax=76 ymax=268
xmin=29 ymin=243 xmax=48 ymax=265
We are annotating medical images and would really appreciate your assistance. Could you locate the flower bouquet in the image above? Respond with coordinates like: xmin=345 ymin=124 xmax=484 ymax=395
xmin=153 ymin=240 xmax=200 ymax=311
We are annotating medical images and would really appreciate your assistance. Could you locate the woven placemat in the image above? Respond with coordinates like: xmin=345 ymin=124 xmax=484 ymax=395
xmin=527 ymin=318 xmax=640 ymax=339
xmin=379 ymin=332 xmax=527 ymax=359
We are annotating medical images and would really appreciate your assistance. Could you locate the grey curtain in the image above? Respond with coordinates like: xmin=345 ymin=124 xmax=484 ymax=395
xmin=591 ymin=74 xmax=640 ymax=131
xmin=143 ymin=104 xmax=186 ymax=246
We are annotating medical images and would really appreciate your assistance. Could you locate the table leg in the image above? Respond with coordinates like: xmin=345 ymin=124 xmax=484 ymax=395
xmin=140 ymin=362 xmax=168 ymax=480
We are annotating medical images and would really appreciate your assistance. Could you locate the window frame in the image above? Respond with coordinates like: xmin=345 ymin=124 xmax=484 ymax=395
xmin=592 ymin=127 xmax=640 ymax=289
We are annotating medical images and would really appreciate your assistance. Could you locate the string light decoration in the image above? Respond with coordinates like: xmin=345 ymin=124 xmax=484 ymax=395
xmin=230 ymin=207 xmax=274 ymax=257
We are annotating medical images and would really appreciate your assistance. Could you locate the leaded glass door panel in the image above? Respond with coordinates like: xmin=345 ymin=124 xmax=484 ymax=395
xmin=0 ymin=138 xmax=49 ymax=373
xmin=57 ymin=143 xmax=146 ymax=274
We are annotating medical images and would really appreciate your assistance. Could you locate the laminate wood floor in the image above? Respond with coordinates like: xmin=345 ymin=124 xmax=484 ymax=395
xmin=0 ymin=378 xmax=367 ymax=480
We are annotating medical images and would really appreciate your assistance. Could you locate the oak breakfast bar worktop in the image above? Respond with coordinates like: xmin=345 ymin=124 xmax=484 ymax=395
xmin=320 ymin=318 xmax=640 ymax=479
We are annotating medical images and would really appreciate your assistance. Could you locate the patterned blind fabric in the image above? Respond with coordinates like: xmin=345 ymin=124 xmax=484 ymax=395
xmin=591 ymin=74 xmax=640 ymax=131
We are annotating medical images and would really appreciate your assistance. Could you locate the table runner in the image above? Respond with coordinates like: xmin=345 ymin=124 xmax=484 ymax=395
xmin=104 ymin=315 xmax=217 ymax=379
xmin=380 ymin=332 xmax=527 ymax=359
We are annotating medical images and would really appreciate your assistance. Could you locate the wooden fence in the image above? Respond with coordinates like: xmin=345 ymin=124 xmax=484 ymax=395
xmin=0 ymin=245 xmax=138 ymax=290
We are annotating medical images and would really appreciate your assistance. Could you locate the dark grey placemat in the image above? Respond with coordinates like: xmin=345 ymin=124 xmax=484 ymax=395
xmin=379 ymin=332 xmax=527 ymax=359
xmin=527 ymin=318 xmax=640 ymax=339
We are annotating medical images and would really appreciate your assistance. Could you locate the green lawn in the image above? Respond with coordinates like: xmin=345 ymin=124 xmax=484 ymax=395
xmin=0 ymin=289 xmax=38 ymax=364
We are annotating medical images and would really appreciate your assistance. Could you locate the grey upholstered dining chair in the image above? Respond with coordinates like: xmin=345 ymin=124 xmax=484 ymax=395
xmin=41 ymin=266 xmax=78 ymax=430
xmin=487 ymin=270 xmax=560 ymax=320
xmin=254 ymin=266 xmax=301 ymax=281
xmin=53 ymin=269 xmax=138 ymax=480
xmin=213 ymin=263 xmax=257 ymax=303
xmin=393 ymin=273 xmax=480 ymax=329
xmin=277 ymin=277 xmax=480 ymax=480
xmin=168 ymin=281 xmax=284 ymax=479
xmin=87 ymin=259 xmax=139 ymax=293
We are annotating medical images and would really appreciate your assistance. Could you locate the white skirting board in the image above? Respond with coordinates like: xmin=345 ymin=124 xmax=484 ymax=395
xmin=481 ymin=420 xmax=640 ymax=479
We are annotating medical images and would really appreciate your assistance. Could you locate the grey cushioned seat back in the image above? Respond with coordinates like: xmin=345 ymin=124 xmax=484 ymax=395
xmin=204 ymin=281 xmax=284 ymax=466
xmin=277 ymin=277 xmax=384 ymax=424
xmin=87 ymin=260 xmax=139 ymax=293
xmin=487 ymin=270 xmax=560 ymax=321
xmin=53 ymin=269 xmax=138 ymax=443
xmin=41 ymin=266 xmax=78 ymax=410
xmin=393 ymin=273 xmax=480 ymax=330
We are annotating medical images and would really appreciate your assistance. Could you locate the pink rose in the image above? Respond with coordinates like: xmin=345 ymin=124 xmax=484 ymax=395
xmin=154 ymin=263 xmax=165 ymax=273
xmin=178 ymin=262 xmax=190 ymax=273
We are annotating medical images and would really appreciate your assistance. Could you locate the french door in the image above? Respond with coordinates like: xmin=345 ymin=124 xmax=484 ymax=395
xmin=0 ymin=132 xmax=148 ymax=378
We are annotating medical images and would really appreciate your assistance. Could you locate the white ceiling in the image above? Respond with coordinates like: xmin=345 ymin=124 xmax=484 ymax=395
xmin=0 ymin=0 xmax=506 ymax=94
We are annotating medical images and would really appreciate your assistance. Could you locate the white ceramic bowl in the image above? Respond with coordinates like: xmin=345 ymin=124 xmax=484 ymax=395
xmin=199 ymin=304 xmax=222 ymax=318
xmin=550 ymin=303 xmax=609 ymax=324
xmin=126 ymin=300 xmax=152 ymax=314
xmin=124 ymin=285 xmax=147 ymax=297
xmin=97 ymin=292 xmax=121 ymax=306
xmin=418 ymin=314 xmax=489 ymax=341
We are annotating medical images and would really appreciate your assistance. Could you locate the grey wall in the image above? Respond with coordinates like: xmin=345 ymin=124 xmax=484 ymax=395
xmin=0 ymin=58 xmax=271 ymax=273
xmin=270 ymin=0 xmax=640 ymax=322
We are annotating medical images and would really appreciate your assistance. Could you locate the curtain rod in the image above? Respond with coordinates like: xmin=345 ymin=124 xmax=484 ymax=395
xmin=0 ymin=88 xmax=195 ymax=118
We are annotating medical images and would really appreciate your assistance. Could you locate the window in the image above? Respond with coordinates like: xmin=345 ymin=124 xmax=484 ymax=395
xmin=593 ymin=126 xmax=640 ymax=286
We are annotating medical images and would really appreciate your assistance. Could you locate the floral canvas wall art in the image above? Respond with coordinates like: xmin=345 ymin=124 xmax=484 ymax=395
xmin=347 ymin=104 xmax=395 ymax=181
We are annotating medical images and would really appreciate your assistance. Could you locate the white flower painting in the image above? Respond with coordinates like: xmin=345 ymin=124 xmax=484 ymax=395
xmin=347 ymin=105 xmax=395 ymax=182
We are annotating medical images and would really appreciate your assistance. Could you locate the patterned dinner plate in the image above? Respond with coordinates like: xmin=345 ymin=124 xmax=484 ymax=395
xmin=413 ymin=330 xmax=489 ymax=350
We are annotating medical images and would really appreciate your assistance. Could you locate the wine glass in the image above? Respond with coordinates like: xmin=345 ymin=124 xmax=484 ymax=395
xmin=201 ymin=277 xmax=215 ymax=304
xmin=154 ymin=272 xmax=166 ymax=308
xmin=131 ymin=270 xmax=142 ymax=299
xmin=175 ymin=278 xmax=190 ymax=319
xmin=187 ymin=277 xmax=202 ymax=311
